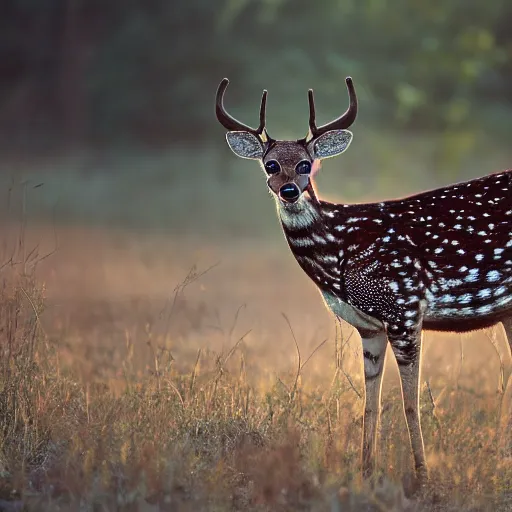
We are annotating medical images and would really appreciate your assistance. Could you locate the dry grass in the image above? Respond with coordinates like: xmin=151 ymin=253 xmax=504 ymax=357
xmin=0 ymin=241 xmax=511 ymax=512
xmin=1 ymin=149 xmax=512 ymax=510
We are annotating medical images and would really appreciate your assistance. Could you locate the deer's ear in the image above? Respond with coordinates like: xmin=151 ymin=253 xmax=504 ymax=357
xmin=226 ymin=131 xmax=264 ymax=160
xmin=309 ymin=129 xmax=352 ymax=160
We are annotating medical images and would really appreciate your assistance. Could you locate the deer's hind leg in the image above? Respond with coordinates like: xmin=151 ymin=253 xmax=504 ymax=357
xmin=388 ymin=328 xmax=428 ymax=489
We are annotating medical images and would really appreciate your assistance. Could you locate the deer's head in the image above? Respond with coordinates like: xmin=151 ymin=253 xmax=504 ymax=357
xmin=216 ymin=77 xmax=357 ymax=204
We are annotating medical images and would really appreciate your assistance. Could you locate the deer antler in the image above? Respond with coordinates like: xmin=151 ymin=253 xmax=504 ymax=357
xmin=216 ymin=78 xmax=270 ymax=140
xmin=307 ymin=77 xmax=358 ymax=139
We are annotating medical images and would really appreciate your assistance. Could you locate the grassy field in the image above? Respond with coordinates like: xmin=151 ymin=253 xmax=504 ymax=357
xmin=0 ymin=227 xmax=511 ymax=511
xmin=0 ymin=137 xmax=511 ymax=510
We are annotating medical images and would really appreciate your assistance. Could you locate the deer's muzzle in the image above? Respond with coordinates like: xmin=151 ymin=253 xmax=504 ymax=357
xmin=279 ymin=183 xmax=301 ymax=203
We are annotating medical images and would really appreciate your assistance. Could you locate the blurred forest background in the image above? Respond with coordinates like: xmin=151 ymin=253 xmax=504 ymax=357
xmin=1 ymin=0 xmax=512 ymax=233
xmin=1 ymin=0 xmax=512 ymax=148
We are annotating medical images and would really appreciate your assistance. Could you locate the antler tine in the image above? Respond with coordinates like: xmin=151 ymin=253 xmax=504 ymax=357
xmin=309 ymin=77 xmax=358 ymax=138
xmin=308 ymin=89 xmax=316 ymax=135
xmin=258 ymin=89 xmax=268 ymax=135
xmin=216 ymin=78 xmax=269 ymax=138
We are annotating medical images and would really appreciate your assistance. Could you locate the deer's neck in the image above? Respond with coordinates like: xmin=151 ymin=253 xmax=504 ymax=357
xmin=276 ymin=195 xmax=343 ymax=252
xmin=276 ymin=195 xmax=325 ymax=232
xmin=276 ymin=195 xmax=349 ymax=297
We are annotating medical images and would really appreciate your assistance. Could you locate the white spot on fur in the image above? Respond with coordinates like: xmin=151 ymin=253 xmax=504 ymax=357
xmin=457 ymin=294 xmax=472 ymax=304
xmin=290 ymin=237 xmax=314 ymax=247
xmin=388 ymin=282 xmax=399 ymax=292
xmin=487 ymin=270 xmax=501 ymax=282
xmin=478 ymin=288 xmax=492 ymax=299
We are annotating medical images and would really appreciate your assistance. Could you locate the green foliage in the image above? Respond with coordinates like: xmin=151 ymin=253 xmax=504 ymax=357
xmin=0 ymin=0 xmax=511 ymax=148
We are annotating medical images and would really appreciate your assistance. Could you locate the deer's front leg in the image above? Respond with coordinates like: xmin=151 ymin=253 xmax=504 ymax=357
xmin=388 ymin=328 xmax=428 ymax=486
xmin=360 ymin=329 xmax=388 ymax=479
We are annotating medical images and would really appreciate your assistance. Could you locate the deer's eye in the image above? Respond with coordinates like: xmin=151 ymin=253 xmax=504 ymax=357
xmin=264 ymin=160 xmax=280 ymax=174
xmin=295 ymin=160 xmax=312 ymax=175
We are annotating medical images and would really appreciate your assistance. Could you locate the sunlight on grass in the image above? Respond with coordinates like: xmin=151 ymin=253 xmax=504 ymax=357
xmin=0 ymin=236 xmax=511 ymax=511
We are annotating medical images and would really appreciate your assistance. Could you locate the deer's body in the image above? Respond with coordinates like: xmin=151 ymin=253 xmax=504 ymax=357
xmin=215 ymin=76 xmax=512 ymax=487
xmin=278 ymin=169 xmax=512 ymax=341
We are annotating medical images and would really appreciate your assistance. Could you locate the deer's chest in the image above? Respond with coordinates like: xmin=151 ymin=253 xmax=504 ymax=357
xmin=321 ymin=290 xmax=383 ymax=334
xmin=287 ymin=244 xmax=383 ymax=333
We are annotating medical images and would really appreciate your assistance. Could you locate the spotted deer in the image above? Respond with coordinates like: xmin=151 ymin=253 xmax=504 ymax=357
xmin=215 ymin=76 xmax=512 ymax=485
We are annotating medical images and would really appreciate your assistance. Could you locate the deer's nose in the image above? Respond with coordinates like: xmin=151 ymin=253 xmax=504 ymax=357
xmin=279 ymin=183 xmax=301 ymax=203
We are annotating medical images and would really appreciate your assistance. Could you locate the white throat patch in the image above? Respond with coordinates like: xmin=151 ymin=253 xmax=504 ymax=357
xmin=276 ymin=196 xmax=320 ymax=230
